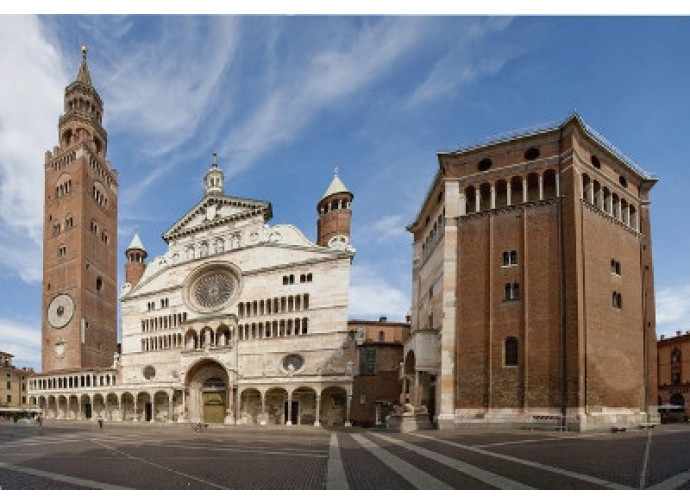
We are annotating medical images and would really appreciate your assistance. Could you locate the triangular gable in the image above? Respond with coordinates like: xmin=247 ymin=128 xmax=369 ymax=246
xmin=162 ymin=194 xmax=272 ymax=243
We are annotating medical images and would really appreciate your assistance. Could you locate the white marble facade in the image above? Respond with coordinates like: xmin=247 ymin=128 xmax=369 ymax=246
xmin=31 ymin=157 xmax=356 ymax=427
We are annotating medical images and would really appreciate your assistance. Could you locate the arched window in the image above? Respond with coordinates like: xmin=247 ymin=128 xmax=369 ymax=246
xmin=479 ymin=183 xmax=492 ymax=211
xmin=505 ymin=337 xmax=518 ymax=366
xmin=672 ymin=348 xmax=681 ymax=364
xmin=495 ymin=179 xmax=508 ymax=208
xmin=465 ymin=186 xmax=477 ymax=213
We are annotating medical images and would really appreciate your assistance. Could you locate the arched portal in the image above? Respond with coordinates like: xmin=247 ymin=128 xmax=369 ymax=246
xmin=266 ymin=387 xmax=288 ymax=425
xmin=320 ymin=386 xmax=348 ymax=427
xmin=293 ymin=387 xmax=318 ymax=425
xmin=106 ymin=393 xmax=119 ymax=421
xmin=186 ymin=359 xmax=232 ymax=424
xmin=121 ymin=392 xmax=135 ymax=421
xmin=239 ymin=388 xmax=261 ymax=424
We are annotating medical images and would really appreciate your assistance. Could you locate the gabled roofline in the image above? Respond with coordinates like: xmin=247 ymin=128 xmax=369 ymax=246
xmin=161 ymin=194 xmax=273 ymax=243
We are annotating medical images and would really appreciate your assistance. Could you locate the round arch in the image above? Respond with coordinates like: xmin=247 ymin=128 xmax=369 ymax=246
xmin=265 ymin=387 xmax=289 ymax=425
xmin=292 ymin=386 xmax=318 ymax=426
xmin=239 ymin=387 xmax=262 ymax=425
xmin=185 ymin=359 xmax=232 ymax=424
xmin=320 ymin=386 xmax=348 ymax=427
xmin=121 ymin=392 xmax=135 ymax=421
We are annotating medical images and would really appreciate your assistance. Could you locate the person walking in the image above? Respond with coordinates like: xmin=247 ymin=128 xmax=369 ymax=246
xmin=98 ymin=415 xmax=103 ymax=429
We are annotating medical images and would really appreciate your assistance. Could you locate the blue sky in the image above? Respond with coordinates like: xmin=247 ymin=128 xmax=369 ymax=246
xmin=1 ymin=12 xmax=690 ymax=369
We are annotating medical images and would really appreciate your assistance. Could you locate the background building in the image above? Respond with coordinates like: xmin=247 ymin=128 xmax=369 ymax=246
xmin=406 ymin=114 xmax=658 ymax=431
xmin=1 ymin=351 xmax=36 ymax=420
xmin=658 ymin=331 xmax=690 ymax=423
xmin=347 ymin=317 xmax=409 ymax=427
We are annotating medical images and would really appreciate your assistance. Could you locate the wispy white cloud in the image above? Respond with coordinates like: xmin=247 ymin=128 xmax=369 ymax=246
xmin=103 ymin=17 xmax=240 ymax=149
xmin=656 ymin=285 xmax=690 ymax=338
xmin=0 ymin=15 xmax=67 ymax=283
xmin=0 ymin=318 xmax=41 ymax=370
xmin=407 ymin=17 xmax=516 ymax=109
xmin=73 ymin=16 xmax=241 ymax=207
xmin=226 ymin=17 xmax=426 ymax=174
xmin=356 ymin=214 xmax=410 ymax=244
xmin=349 ymin=262 xmax=409 ymax=321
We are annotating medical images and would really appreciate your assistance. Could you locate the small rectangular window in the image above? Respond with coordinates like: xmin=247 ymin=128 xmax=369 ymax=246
xmin=502 ymin=250 xmax=518 ymax=267
xmin=504 ymin=283 xmax=520 ymax=301
xmin=505 ymin=337 xmax=518 ymax=366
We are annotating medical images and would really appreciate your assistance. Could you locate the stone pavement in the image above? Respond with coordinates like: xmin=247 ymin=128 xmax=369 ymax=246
xmin=0 ymin=420 xmax=689 ymax=490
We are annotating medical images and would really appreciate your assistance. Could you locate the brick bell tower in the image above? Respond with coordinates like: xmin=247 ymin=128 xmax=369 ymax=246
xmin=42 ymin=47 xmax=118 ymax=372
xmin=316 ymin=168 xmax=353 ymax=248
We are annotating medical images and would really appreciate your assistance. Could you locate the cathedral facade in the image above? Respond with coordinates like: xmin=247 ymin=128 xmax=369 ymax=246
xmin=405 ymin=115 xmax=659 ymax=431
xmin=29 ymin=50 xmax=358 ymax=427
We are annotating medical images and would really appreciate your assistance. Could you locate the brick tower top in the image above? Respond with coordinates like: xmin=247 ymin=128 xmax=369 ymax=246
xmin=316 ymin=168 xmax=353 ymax=249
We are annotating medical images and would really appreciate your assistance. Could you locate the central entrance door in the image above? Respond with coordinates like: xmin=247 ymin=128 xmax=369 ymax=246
xmin=202 ymin=377 xmax=227 ymax=423
xmin=203 ymin=392 xmax=226 ymax=423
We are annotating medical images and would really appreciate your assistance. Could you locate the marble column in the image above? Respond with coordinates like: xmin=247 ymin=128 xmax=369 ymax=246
xmin=314 ymin=394 xmax=321 ymax=427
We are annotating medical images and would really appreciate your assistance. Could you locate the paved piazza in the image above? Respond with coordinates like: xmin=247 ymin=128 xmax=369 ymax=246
xmin=0 ymin=421 xmax=689 ymax=490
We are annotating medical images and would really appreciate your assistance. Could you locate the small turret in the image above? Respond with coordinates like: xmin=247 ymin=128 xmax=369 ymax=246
xmin=204 ymin=153 xmax=225 ymax=197
xmin=317 ymin=167 xmax=353 ymax=249
xmin=125 ymin=232 xmax=147 ymax=288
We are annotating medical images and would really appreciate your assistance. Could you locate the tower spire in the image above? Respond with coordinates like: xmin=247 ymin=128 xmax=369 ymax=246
xmin=76 ymin=45 xmax=93 ymax=86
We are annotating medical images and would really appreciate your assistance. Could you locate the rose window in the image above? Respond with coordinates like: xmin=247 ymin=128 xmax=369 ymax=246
xmin=194 ymin=272 xmax=234 ymax=309
xmin=283 ymin=354 xmax=304 ymax=372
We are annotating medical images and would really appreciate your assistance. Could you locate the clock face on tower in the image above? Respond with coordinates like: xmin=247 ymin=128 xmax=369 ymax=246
xmin=47 ymin=293 xmax=75 ymax=329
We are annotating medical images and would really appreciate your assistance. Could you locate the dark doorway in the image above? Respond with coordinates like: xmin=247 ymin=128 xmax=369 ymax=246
xmin=145 ymin=402 xmax=152 ymax=422
xmin=427 ymin=378 xmax=436 ymax=423
xmin=83 ymin=403 xmax=92 ymax=419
